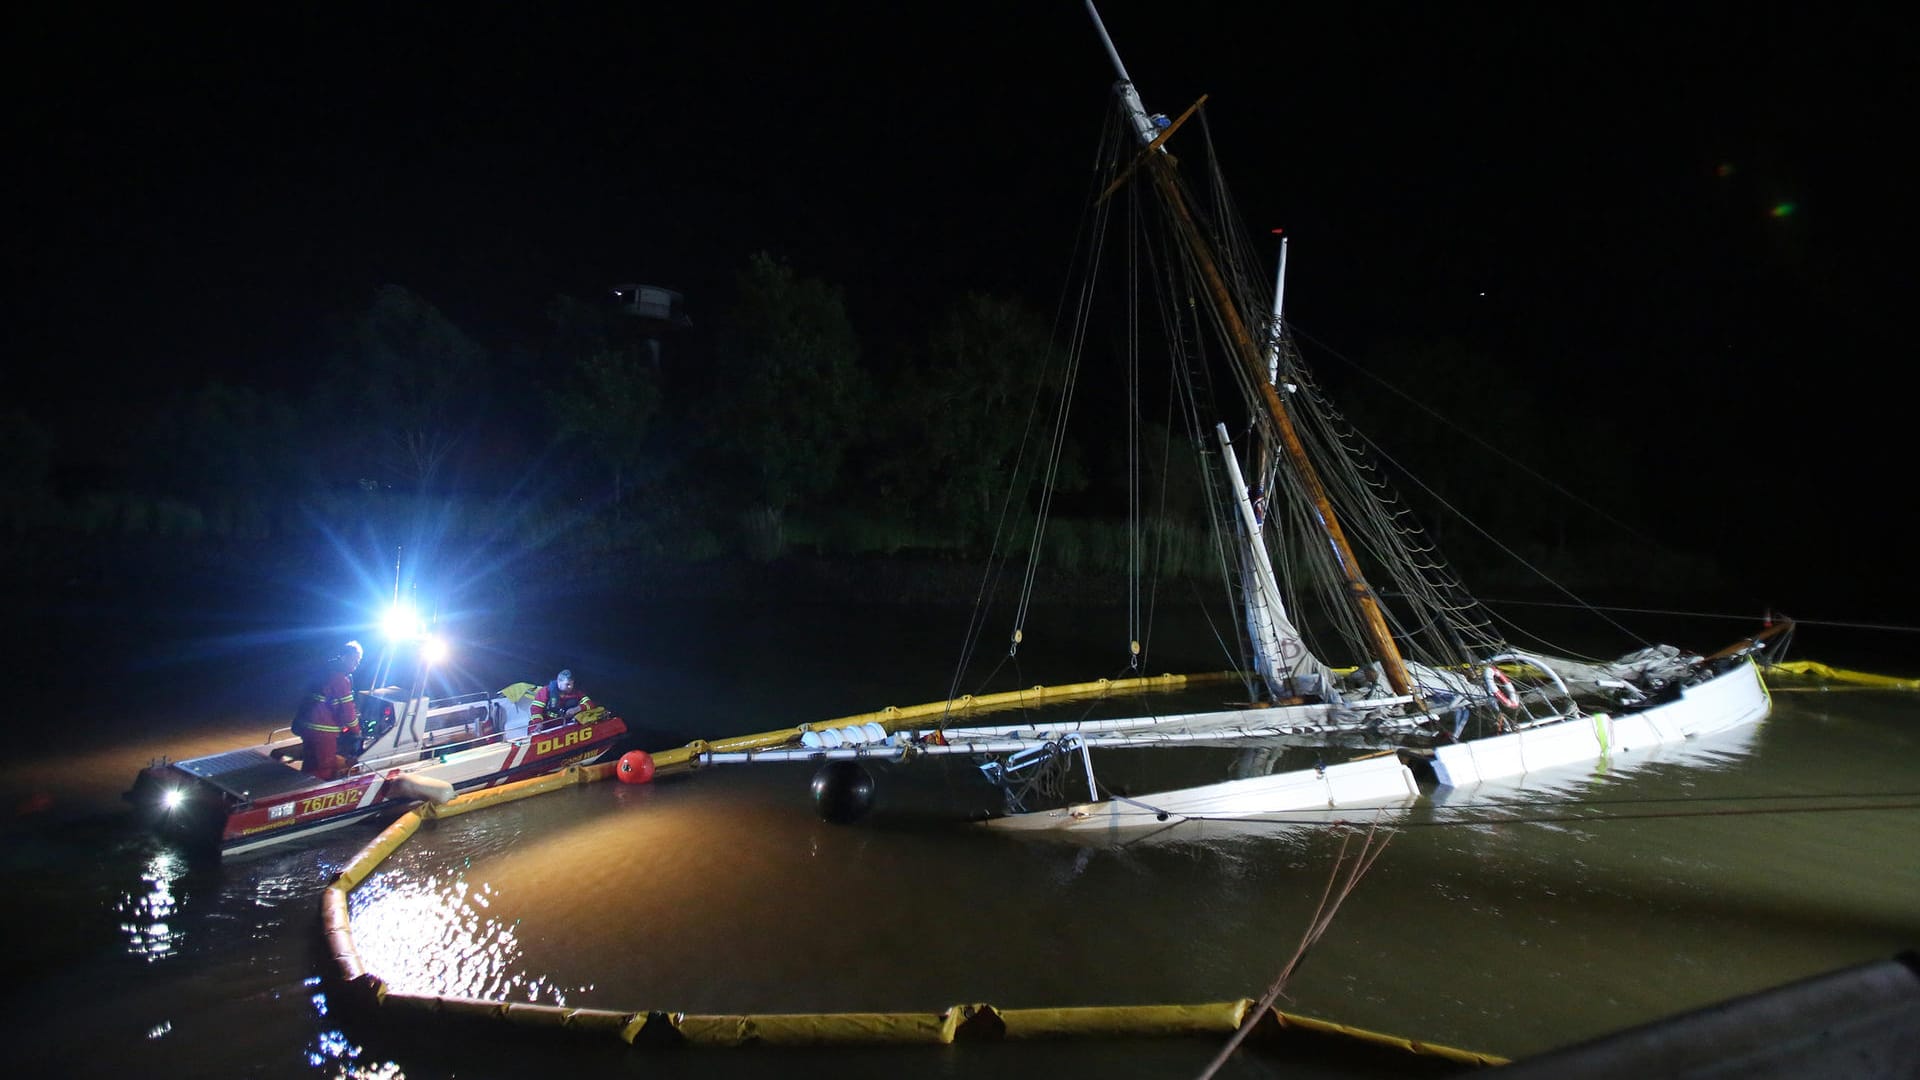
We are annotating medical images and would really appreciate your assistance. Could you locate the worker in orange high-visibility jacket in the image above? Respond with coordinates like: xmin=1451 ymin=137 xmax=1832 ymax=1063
xmin=530 ymin=668 xmax=593 ymax=731
xmin=293 ymin=640 xmax=363 ymax=779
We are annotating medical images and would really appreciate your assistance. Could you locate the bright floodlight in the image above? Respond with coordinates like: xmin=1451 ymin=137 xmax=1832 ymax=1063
xmin=421 ymin=635 xmax=450 ymax=664
xmin=162 ymin=789 xmax=185 ymax=811
xmin=382 ymin=601 xmax=426 ymax=641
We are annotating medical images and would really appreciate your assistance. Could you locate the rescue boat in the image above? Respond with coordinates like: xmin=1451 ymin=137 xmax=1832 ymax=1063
xmin=126 ymin=682 xmax=628 ymax=856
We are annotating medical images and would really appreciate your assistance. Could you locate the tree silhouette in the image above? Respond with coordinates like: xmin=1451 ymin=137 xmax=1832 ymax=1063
xmin=709 ymin=252 xmax=866 ymax=514
xmin=323 ymin=285 xmax=491 ymax=491
xmin=891 ymin=292 xmax=1068 ymax=539
xmin=550 ymin=346 xmax=661 ymax=519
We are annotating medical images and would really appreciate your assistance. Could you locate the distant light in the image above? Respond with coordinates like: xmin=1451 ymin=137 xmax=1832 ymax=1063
xmin=162 ymin=789 xmax=185 ymax=811
xmin=382 ymin=601 xmax=426 ymax=641
xmin=1478 ymin=291 xmax=1487 ymax=297
xmin=1769 ymin=202 xmax=1797 ymax=218
xmin=421 ymin=635 xmax=450 ymax=665
xmin=1716 ymin=163 xmax=1735 ymax=178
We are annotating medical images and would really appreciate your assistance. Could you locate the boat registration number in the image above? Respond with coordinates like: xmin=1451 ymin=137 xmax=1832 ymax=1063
xmin=299 ymin=789 xmax=367 ymax=815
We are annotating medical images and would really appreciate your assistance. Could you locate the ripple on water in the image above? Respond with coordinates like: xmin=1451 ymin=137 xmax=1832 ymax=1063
xmin=114 ymin=849 xmax=184 ymax=962
xmin=352 ymin=871 xmax=558 ymax=1003
xmin=317 ymin=699 xmax=1918 ymax=1058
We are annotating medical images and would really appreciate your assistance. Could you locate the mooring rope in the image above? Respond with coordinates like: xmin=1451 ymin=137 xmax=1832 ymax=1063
xmin=1198 ymin=820 xmax=1394 ymax=1080
xmin=1168 ymin=794 xmax=1920 ymax=830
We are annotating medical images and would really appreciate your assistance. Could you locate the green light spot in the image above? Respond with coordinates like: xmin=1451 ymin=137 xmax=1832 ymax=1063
xmin=1769 ymin=202 xmax=1797 ymax=218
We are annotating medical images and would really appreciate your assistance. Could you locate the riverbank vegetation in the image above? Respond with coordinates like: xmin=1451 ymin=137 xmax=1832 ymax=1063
xmin=14 ymin=252 xmax=1721 ymax=607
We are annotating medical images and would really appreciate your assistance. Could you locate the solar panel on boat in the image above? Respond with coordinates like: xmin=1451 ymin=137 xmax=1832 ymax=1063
xmin=175 ymin=750 xmax=318 ymax=800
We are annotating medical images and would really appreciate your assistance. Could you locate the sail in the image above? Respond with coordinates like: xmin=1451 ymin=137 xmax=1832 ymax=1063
xmin=1215 ymin=422 xmax=1331 ymax=698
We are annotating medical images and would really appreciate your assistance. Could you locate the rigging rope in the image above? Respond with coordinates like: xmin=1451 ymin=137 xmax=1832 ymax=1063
xmin=1127 ymin=182 xmax=1144 ymax=671
xmin=1477 ymin=598 xmax=1920 ymax=638
xmin=944 ymin=108 xmax=1127 ymax=715
xmin=954 ymin=91 xmax=1781 ymax=732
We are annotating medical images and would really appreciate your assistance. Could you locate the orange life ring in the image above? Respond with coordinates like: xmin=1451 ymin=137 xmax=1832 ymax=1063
xmin=1486 ymin=667 xmax=1519 ymax=709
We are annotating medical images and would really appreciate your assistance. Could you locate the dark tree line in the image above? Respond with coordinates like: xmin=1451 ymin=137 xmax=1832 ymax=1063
xmin=10 ymin=250 xmax=1705 ymax=597
xmin=16 ymin=254 xmax=1068 ymax=567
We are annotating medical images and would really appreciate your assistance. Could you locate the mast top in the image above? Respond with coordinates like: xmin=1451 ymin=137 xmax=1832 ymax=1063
xmin=1080 ymin=1 xmax=1418 ymax=699
xmin=1084 ymin=1 xmax=1167 ymax=151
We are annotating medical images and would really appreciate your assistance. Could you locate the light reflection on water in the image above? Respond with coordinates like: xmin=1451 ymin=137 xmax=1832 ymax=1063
xmin=350 ymin=865 xmax=589 ymax=1005
xmin=31 ymin=600 xmax=1919 ymax=1080
xmin=115 ymin=849 xmax=184 ymax=961
xmin=338 ymin=693 xmax=1920 ymax=1059
xmin=14 ymin=589 xmax=1914 ymax=1079
xmin=1427 ymin=719 xmax=1764 ymax=817
xmin=306 ymin=1025 xmax=407 ymax=1078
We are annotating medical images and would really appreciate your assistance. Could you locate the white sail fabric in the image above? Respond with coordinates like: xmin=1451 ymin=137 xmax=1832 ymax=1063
xmin=1216 ymin=424 xmax=1330 ymax=698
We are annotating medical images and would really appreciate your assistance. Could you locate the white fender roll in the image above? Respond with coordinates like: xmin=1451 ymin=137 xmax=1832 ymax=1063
xmin=391 ymin=774 xmax=456 ymax=805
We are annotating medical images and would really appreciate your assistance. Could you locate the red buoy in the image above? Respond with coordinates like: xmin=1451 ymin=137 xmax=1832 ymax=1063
xmin=615 ymin=750 xmax=656 ymax=784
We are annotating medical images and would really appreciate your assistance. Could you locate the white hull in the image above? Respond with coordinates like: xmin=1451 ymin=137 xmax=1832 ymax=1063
xmin=984 ymin=751 xmax=1419 ymax=832
xmin=1431 ymin=659 xmax=1769 ymax=788
xmin=984 ymin=659 xmax=1770 ymax=833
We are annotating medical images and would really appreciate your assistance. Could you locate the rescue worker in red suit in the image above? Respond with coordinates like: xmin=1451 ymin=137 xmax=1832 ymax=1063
xmin=530 ymin=669 xmax=593 ymax=731
xmin=294 ymin=641 xmax=363 ymax=779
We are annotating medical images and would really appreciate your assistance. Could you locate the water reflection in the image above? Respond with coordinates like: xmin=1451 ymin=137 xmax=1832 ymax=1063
xmin=115 ymin=848 xmax=184 ymax=961
xmin=350 ymin=869 xmax=585 ymax=1005
xmin=1428 ymin=722 xmax=1764 ymax=817
xmin=309 ymin=691 xmax=1920 ymax=1063
xmin=305 ymin=1025 xmax=405 ymax=1078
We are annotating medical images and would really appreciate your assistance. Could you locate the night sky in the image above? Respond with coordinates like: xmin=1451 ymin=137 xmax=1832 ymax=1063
xmin=8 ymin=3 xmax=1911 ymax=612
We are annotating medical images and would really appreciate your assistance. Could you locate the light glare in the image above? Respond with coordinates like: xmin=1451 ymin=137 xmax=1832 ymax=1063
xmin=382 ymin=602 xmax=426 ymax=641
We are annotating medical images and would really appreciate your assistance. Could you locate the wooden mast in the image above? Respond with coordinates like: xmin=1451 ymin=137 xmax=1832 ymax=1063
xmin=1085 ymin=2 xmax=1416 ymax=696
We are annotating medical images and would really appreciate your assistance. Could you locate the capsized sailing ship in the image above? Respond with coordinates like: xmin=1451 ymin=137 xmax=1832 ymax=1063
xmin=651 ymin=1 xmax=1792 ymax=831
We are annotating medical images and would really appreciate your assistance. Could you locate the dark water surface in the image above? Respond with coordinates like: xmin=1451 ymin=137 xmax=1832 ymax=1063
xmin=5 ymin=578 xmax=1917 ymax=1078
